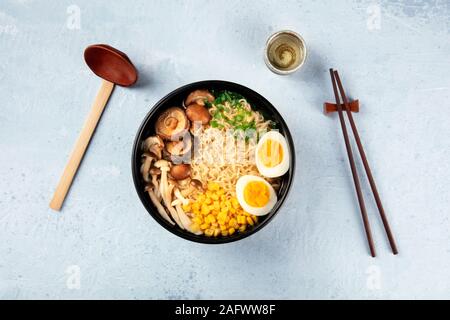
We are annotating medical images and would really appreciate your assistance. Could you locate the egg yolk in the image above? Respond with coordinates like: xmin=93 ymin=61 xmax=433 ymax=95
xmin=258 ymin=139 xmax=283 ymax=168
xmin=244 ymin=181 xmax=270 ymax=207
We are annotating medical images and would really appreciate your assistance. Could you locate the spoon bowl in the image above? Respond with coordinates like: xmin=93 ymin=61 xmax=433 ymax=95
xmin=84 ymin=44 xmax=138 ymax=86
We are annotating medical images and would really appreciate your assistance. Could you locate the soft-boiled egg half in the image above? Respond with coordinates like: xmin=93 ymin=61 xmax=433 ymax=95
xmin=255 ymin=131 xmax=290 ymax=178
xmin=236 ymin=175 xmax=277 ymax=216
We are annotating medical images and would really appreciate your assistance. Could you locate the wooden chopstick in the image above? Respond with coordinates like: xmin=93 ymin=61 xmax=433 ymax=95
xmin=333 ymin=70 xmax=398 ymax=255
xmin=329 ymin=69 xmax=376 ymax=257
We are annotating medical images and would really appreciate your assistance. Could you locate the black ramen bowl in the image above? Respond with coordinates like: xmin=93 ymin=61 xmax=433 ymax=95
xmin=132 ymin=80 xmax=295 ymax=244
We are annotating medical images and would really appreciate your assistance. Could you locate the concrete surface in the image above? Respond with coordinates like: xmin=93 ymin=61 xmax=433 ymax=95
xmin=0 ymin=0 xmax=449 ymax=299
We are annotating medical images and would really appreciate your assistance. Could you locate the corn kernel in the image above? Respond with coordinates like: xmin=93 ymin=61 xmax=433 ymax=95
xmin=192 ymin=202 xmax=200 ymax=211
xmin=193 ymin=217 xmax=203 ymax=225
xmin=205 ymin=229 xmax=214 ymax=237
xmin=213 ymin=228 xmax=221 ymax=237
xmin=217 ymin=211 xmax=227 ymax=220
xmin=252 ymin=215 xmax=258 ymax=223
xmin=228 ymin=227 xmax=236 ymax=235
xmin=221 ymin=230 xmax=229 ymax=236
xmin=237 ymin=216 xmax=246 ymax=225
xmin=239 ymin=225 xmax=247 ymax=232
xmin=211 ymin=193 xmax=219 ymax=201
xmin=201 ymin=205 xmax=210 ymax=215
xmin=231 ymin=198 xmax=239 ymax=209
xmin=182 ymin=203 xmax=191 ymax=212
xmin=207 ymin=182 xmax=220 ymax=191
xmin=209 ymin=215 xmax=216 ymax=223
xmin=247 ymin=216 xmax=254 ymax=226
xmin=200 ymin=223 xmax=209 ymax=230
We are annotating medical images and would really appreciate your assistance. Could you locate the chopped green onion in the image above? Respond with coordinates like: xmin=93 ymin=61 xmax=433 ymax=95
xmin=234 ymin=115 xmax=243 ymax=122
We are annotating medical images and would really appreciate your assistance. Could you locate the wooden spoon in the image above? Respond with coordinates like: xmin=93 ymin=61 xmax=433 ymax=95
xmin=49 ymin=44 xmax=138 ymax=211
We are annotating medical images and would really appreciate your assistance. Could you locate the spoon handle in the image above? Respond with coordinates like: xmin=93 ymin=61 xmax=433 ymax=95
xmin=49 ymin=80 xmax=115 ymax=211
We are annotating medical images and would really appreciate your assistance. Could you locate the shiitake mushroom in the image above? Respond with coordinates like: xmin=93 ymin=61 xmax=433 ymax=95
xmin=185 ymin=103 xmax=211 ymax=124
xmin=170 ymin=164 xmax=191 ymax=180
xmin=185 ymin=89 xmax=215 ymax=107
xmin=166 ymin=135 xmax=192 ymax=156
xmin=155 ymin=107 xmax=189 ymax=140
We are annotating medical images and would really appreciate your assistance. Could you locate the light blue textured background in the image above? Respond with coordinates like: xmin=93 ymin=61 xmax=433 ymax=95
xmin=1 ymin=0 xmax=449 ymax=299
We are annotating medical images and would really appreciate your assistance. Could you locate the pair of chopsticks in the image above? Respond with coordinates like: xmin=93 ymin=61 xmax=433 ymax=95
xmin=329 ymin=69 xmax=398 ymax=257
